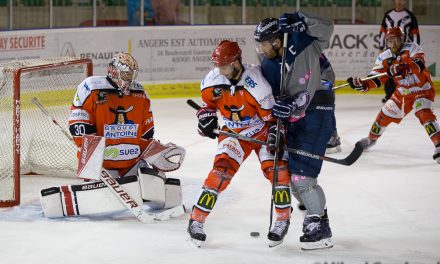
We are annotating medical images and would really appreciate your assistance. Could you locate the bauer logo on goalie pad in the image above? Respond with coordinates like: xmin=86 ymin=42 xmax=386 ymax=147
xmin=101 ymin=171 xmax=139 ymax=209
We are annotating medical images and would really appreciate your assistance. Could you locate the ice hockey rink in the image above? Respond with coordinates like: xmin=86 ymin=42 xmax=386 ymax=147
xmin=1 ymin=94 xmax=439 ymax=264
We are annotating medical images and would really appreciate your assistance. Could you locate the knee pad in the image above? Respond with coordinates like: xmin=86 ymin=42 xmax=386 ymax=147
xmin=203 ymin=165 xmax=235 ymax=192
xmin=264 ymin=163 xmax=290 ymax=185
xmin=138 ymin=167 xmax=182 ymax=209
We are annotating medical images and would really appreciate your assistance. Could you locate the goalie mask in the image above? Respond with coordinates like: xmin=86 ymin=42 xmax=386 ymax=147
xmin=108 ymin=52 xmax=139 ymax=95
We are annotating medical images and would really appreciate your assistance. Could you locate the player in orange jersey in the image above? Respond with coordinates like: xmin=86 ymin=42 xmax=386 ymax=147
xmin=347 ymin=27 xmax=440 ymax=164
xmin=66 ymin=52 xmax=186 ymax=213
xmin=187 ymin=40 xmax=291 ymax=247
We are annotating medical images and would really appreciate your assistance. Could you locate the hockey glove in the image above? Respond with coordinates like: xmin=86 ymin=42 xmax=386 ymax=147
xmin=272 ymin=97 xmax=296 ymax=119
xmin=267 ymin=123 xmax=286 ymax=156
xmin=196 ymin=107 xmax=218 ymax=139
xmin=279 ymin=12 xmax=307 ymax=33
xmin=387 ymin=63 xmax=410 ymax=77
xmin=347 ymin=77 xmax=368 ymax=92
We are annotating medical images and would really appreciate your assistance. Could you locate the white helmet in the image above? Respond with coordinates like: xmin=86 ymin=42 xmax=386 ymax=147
xmin=107 ymin=52 xmax=139 ymax=95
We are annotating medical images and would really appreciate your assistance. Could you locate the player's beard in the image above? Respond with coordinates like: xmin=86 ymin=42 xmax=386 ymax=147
xmin=226 ymin=64 xmax=243 ymax=83
xmin=264 ymin=46 xmax=278 ymax=59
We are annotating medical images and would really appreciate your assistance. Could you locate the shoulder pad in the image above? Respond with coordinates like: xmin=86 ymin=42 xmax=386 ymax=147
xmin=401 ymin=42 xmax=423 ymax=57
xmin=73 ymin=76 xmax=114 ymax=107
xmin=372 ymin=50 xmax=392 ymax=71
xmin=131 ymin=81 xmax=145 ymax=91
xmin=201 ymin=68 xmax=229 ymax=91
xmin=240 ymin=64 xmax=274 ymax=109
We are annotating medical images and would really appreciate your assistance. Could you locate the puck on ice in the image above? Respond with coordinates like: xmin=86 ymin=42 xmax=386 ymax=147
xmin=250 ymin=232 xmax=260 ymax=237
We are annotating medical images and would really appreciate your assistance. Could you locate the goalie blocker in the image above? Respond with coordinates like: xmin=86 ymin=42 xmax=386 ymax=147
xmin=40 ymin=167 xmax=182 ymax=218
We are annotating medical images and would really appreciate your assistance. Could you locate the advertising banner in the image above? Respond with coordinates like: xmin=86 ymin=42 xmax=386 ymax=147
xmin=0 ymin=25 xmax=438 ymax=81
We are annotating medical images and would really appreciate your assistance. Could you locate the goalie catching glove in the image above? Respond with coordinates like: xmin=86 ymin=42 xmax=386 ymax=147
xmin=197 ymin=107 xmax=218 ymax=139
xmin=141 ymin=139 xmax=186 ymax=172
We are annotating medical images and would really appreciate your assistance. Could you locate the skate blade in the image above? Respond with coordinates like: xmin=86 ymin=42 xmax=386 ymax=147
xmin=268 ymin=239 xmax=283 ymax=248
xmin=325 ymin=146 xmax=342 ymax=154
xmin=301 ymin=238 xmax=333 ymax=251
xmin=187 ymin=237 xmax=204 ymax=248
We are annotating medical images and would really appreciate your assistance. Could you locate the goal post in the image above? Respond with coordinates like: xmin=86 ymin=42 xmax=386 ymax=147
xmin=0 ymin=57 xmax=93 ymax=207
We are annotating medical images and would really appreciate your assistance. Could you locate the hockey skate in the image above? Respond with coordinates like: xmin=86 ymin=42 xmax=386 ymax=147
xmin=268 ymin=219 xmax=290 ymax=248
xmin=358 ymin=137 xmax=376 ymax=151
xmin=300 ymin=214 xmax=333 ymax=251
xmin=326 ymin=136 xmax=342 ymax=154
xmin=187 ymin=219 xmax=206 ymax=248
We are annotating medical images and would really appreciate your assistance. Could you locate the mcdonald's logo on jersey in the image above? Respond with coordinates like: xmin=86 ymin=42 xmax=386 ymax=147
xmin=196 ymin=189 xmax=218 ymax=212
xmin=274 ymin=188 xmax=290 ymax=206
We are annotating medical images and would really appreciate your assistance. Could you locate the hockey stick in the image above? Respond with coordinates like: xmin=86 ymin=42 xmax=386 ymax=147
xmin=268 ymin=32 xmax=289 ymax=234
xmin=187 ymin=98 xmax=363 ymax=166
xmin=32 ymin=97 xmax=185 ymax=223
xmin=333 ymin=72 xmax=388 ymax=90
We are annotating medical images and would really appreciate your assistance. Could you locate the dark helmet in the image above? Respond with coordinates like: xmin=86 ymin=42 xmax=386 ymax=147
xmin=254 ymin=17 xmax=280 ymax=42
xmin=386 ymin=27 xmax=404 ymax=40
xmin=211 ymin=40 xmax=242 ymax=67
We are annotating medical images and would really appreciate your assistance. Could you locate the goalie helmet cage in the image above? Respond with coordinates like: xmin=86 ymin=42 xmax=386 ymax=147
xmin=0 ymin=57 xmax=93 ymax=207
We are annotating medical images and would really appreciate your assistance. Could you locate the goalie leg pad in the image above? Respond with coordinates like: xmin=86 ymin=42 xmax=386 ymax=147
xmin=40 ymin=175 xmax=143 ymax=218
xmin=138 ymin=167 xmax=182 ymax=209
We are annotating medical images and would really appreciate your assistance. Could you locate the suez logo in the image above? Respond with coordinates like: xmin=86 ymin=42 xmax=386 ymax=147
xmin=104 ymin=144 xmax=140 ymax=161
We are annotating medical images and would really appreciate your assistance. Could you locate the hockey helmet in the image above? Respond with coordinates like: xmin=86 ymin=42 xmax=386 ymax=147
xmin=254 ymin=17 xmax=280 ymax=43
xmin=107 ymin=52 xmax=139 ymax=95
xmin=385 ymin=27 xmax=404 ymax=40
xmin=211 ymin=40 xmax=242 ymax=67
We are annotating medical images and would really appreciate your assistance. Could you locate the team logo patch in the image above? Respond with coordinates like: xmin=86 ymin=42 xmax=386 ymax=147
xmin=97 ymin=91 xmax=109 ymax=104
xmin=110 ymin=106 xmax=134 ymax=124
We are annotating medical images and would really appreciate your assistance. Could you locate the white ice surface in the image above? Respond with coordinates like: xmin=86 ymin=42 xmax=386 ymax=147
xmin=1 ymin=95 xmax=439 ymax=264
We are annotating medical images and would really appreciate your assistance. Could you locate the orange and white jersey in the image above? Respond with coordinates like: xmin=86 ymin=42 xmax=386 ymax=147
xmin=200 ymin=63 xmax=275 ymax=137
xmin=365 ymin=42 xmax=434 ymax=98
xmin=68 ymin=76 xmax=154 ymax=173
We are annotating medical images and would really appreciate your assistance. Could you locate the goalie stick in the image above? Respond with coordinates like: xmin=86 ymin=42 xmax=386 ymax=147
xmin=187 ymin=99 xmax=364 ymax=166
xmin=32 ymin=97 xmax=185 ymax=223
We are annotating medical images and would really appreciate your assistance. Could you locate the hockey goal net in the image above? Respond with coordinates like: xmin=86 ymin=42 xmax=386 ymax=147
xmin=0 ymin=57 xmax=93 ymax=207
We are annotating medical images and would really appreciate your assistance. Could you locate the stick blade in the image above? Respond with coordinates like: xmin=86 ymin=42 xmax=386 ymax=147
xmin=342 ymin=141 xmax=364 ymax=165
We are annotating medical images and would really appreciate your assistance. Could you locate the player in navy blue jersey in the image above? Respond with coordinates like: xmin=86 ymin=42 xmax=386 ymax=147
xmin=254 ymin=12 xmax=335 ymax=250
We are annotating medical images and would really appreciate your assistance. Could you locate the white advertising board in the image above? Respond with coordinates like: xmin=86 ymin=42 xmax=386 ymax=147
xmin=0 ymin=25 xmax=438 ymax=81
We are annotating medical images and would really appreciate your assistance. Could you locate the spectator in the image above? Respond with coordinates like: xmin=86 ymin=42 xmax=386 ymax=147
xmin=152 ymin=0 xmax=180 ymax=25
xmin=127 ymin=0 xmax=154 ymax=26
xmin=378 ymin=0 xmax=420 ymax=103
